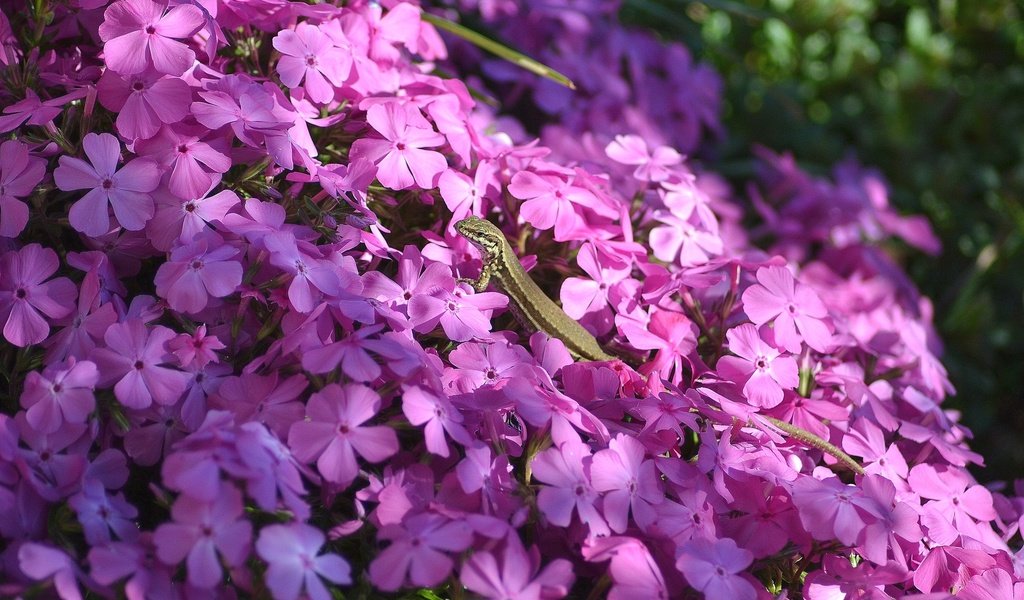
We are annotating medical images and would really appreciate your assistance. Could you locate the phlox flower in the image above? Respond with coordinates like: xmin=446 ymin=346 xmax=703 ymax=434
xmin=0 ymin=89 xmax=73 ymax=133
xmin=409 ymin=285 xmax=508 ymax=342
xmin=619 ymin=307 xmax=697 ymax=384
xmin=68 ymin=478 xmax=139 ymax=545
xmin=582 ymin=537 xmax=668 ymax=600
xmin=0 ymin=244 xmax=77 ymax=347
xmin=273 ymin=22 xmax=351 ymax=104
xmin=301 ymin=324 xmax=383 ymax=380
xmin=256 ymin=523 xmax=352 ymax=600
xmin=96 ymin=70 xmax=191 ymax=140
xmin=741 ymin=265 xmax=832 ymax=353
xmin=153 ymin=485 xmax=252 ymax=589
xmin=17 ymin=543 xmax=84 ymax=600
xmin=438 ymin=161 xmax=497 ymax=226
xmin=212 ymin=372 xmax=306 ymax=440
xmin=91 ymin=319 xmax=191 ymax=409
xmin=791 ymin=475 xmax=881 ymax=546
xmin=444 ymin=338 xmax=535 ymax=392
xmin=590 ymin=434 xmax=663 ymax=532
xmin=263 ymin=231 xmax=341 ymax=313
xmin=54 ymin=132 xmax=160 ymax=236
xmin=154 ymin=234 xmax=242 ymax=314
xmin=507 ymin=170 xmax=593 ymax=240
xmin=605 ymin=134 xmax=683 ymax=182
xmin=88 ymin=536 xmax=176 ymax=600
xmin=717 ymin=323 xmax=799 ymax=409
xmin=560 ymin=242 xmax=632 ymax=335
xmin=401 ymin=385 xmax=472 ymax=457
xmin=676 ymin=537 xmax=755 ymax=600
xmin=147 ymin=182 xmax=238 ymax=251
xmin=168 ymin=325 xmax=225 ymax=369
xmin=44 ymin=260 xmax=119 ymax=363
xmin=20 ymin=358 xmax=99 ymax=434
xmin=648 ymin=212 xmax=723 ymax=266
xmin=98 ymin=0 xmax=205 ymax=76
xmin=368 ymin=512 xmax=473 ymax=591
xmin=0 ymin=139 xmax=46 ymax=237
xmin=908 ymin=463 xmax=997 ymax=531
xmin=461 ymin=532 xmax=575 ymax=600
xmin=958 ymin=568 xmax=1024 ymax=600
xmin=287 ymin=383 xmax=399 ymax=487
xmin=136 ymin=126 xmax=232 ymax=200
xmin=350 ymin=103 xmax=448 ymax=190
xmin=15 ymin=415 xmax=89 ymax=501
xmin=531 ymin=438 xmax=610 ymax=536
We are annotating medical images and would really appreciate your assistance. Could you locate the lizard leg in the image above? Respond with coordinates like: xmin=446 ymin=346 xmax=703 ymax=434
xmin=459 ymin=260 xmax=493 ymax=292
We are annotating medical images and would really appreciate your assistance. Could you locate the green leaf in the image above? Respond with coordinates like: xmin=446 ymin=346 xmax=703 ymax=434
xmin=421 ymin=12 xmax=576 ymax=90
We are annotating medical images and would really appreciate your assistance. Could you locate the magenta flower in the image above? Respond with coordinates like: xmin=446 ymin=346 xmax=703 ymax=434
xmin=212 ymin=372 xmax=306 ymax=439
xmin=54 ymin=132 xmax=160 ymax=236
xmin=350 ymin=103 xmax=448 ymax=190
xmin=461 ymin=532 xmax=574 ymax=600
xmin=741 ymin=265 xmax=832 ymax=353
xmin=168 ymin=324 xmax=225 ymax=369
xmin=959 ymin=569 xmax=1024 ymax=600
xmin=96 ymin=70 xmax=191 ymax=140
xmin=908 ymin=463 xmax=997 ymax=530
xmin=676 ymin=537 xmax=755 ymax=600
xmin=0 ymin=89 xmax=67 ymax=133
xmin=256 ymin=523 xmax=351 ymax=600
xmin=531 ymin=438 xmax=610 ymax=536
xmin=717 ymin=324 xmax=799 ymax=409
xmin=153 ymin=486 xmax=252 ymax=589
xmin=437 ymin=161 xmax=497 ymax=226
xmin=287 ymin=383 xmax=399 ymax=487
xmin=20 ymin=358 xmax=99 ymax=434
xmin=445 ymin=339 xmax=534 ymax=392
xmin=0 ymin=139 xmax=46 ymax=237
xmin=590 ymin=434 xmax=663 ymax=532
xmin=368 ymin=512 xmax=473 ymax=591
xmin=560 ymin=241 xmax=632 ymax=334
xmin=91 ymin=320 xmax=191 ymax=409
xmin=98 ymin=0 xmax=205 ymax=75
xmin=0 ymin=244 xmax=76 ymax=347
xmin=583 ymin=537 xmax=668 ymax=600
xmin=605 ymin=134 xmax=683 ymax=182
xmin=273 ymin=22 xmax=351 ymax=104
xmin=154 ymin=234 xmax=242 ymax=314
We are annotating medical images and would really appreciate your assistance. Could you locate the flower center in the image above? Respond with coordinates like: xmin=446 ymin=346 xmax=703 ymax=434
xmin=14 ymin=288 xmax=26 ymax=299
xmin=305 ymin=55 xmax=317 ymax=67
xmin=134 ymin=360 xmax=144 ymax=370
xmin=101 ymin=178 xmax=114 ymax=189
xmin=145 ymin=25 xmax=157 ymax=35
xmin=132 ymin=80 xmax=146 ymax=92
xmin=177 ymin=144 xmax=189 ymax=154
xmin=184 ymin=201 xmax=197 ymax=212
xmin=191 ymin=260 xmax=203 ymax=270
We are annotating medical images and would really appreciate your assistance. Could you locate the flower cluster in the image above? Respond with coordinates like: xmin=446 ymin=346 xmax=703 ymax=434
xmin=0 ymin=0 xmax=1020 ymax=598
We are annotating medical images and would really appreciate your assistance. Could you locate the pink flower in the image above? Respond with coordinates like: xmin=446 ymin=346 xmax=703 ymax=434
xmin=908 ymin=463 xmax=997 ymax=529
xmin=532 ymin=438 xmax=610 ymax=536
xmin=256 ymin=523 xmax=352 ymax=600
xmin=350 ymin=103 xmax=448 ymax=190
xmin=401 ymin=385 xmax=472 ymax=457
xmin=98 ymin=0 xmax=205 ymax=75
xmin=54 ymin=132 xmax=160 ymax=236
xmin=20 ymin=358 xmax=99 ymax=434
xmin=287 ymin=383 xmax=399 ymax=487
xmin=508 ymin=170 xmax=589 ymax=240
xmin=153 ymin=485 xmax=252 ymax=588
xmin=212 ymin=372 xmax=306 ymax=439
xmin=368 ymin=512 xmax=473 ymax=591
xmin=590 ymin=434 xmax=663 ymax=532
xmin=147 ymin=183 xmax=238 ymax=251
xmin=263 ymin=231 xmax=341 ymax=313
xmin=91 ymin=319 xmax=191 ymax=409
xmin=0 ymin=139 xmax=46 ymax=237
xmin=168 ymin=324 xmax=225 ymax=369
xmin=445 ymin=339 xmax=534 ymax=392
xmin=741 ymin=265 xmax=833 ymax=353
xmin=409 ymin=286 xmax=508 ymax=342
xmin=0 ymin=244 xmax=76 ymax=347
xmin=959 ymin=569 xmax=1024 ymax=600
xmin=717 ymin=324 xmax=799 ymax=408
xmin=437 ymin=161 xmax=497 ymax=225
xmin=461 ymin=532 xmax=575 ymax=600
xmin=273 ymin=22 xmax=351 ymax=104
xmin=136 ymin=126 xmax=232 ymax=200
xmin=676 ymin=537 xmax=755 ymax=600
xmin=96 ymin=70 xmax=191 ymax=140
xmin=791 ymin=475 xmax=879 ymax=546
xmin=583 ymin=537 xmax=668 ymax=600
xmin=560 ymin=242 xmax=632 ymax=334
xmin=605 ymin=134 xmax=683 ymax=182
xmin=649 ymin=212 xmax=723 ymax=266
xmin=154 ymin=234 xmax=242 ymax=314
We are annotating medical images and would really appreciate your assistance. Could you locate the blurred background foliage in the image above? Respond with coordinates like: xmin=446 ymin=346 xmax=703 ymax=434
xmin=619 ymin=0 xmax=1024 ymax=480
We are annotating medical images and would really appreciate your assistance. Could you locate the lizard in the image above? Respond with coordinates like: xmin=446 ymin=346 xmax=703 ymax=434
xmin=454 ymin=215 xmax=864 ymax=475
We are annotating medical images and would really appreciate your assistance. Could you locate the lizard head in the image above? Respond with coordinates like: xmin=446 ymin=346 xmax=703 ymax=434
xmin=454 ymin=216 xmax=505 ymax=259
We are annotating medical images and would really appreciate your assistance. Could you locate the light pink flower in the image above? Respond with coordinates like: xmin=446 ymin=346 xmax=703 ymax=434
xmin=273 ymin=22 xmax=351 ymax=104
xmin=717 ymin=324 xmax=799 ymax=408
xmin=55 ymin=132 xmax=160 ymax=236
xmin=350 ymin=103 xmax=447 ymax=190
xmin=256 ymin=523 xmax=351 ymax=600
xmin=96 ymin=70 xmax=191 ymax=140
xmin=741 ymin=265 xmax=832 ymax=353
xmin=98 ymin=0 xmax=205 ymax=75
xmin=605 ymin=134 xmax=683 ymax=182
